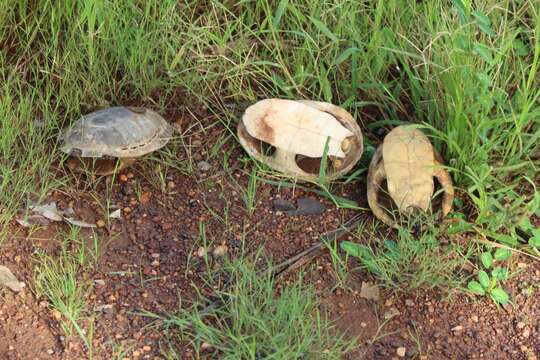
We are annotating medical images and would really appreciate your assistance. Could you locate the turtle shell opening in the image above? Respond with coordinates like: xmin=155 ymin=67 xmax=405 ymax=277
xmin=237 ymin=122 xmax=277 ymax=157
xmin=65 ymin=156 xmax=122 ymax=176
xmin=375 ymin=177 xmax=446 ymax=225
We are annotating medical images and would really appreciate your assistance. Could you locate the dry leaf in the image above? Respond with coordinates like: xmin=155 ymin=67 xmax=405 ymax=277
xmin=30 ymin=202 xmax=64 ymax=221
xmin=109 ymin=209 xmax=122 ymax=219
xmin=16 ymin=215 xmax=51 ymax=227
xmin=0 ymin=265 xmax=24 ymax=292
xmin=360 ymin=281 xmax=380 ymax=301
xmin=64 ymin=217 xmax=97 ymax=228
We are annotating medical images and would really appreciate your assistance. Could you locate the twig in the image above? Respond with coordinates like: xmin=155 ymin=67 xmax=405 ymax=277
xmin=195 ymin=213 xmax=364 ymax=318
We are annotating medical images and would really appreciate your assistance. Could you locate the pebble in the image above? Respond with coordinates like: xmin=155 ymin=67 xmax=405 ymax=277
xmin=213 ymin=245 xmax=228 ymax=257
xmin=451 ymin=325 xmax=464 ymax=333
xmin=384 ymin=308 xmax=401 ymax=320
xmin=51 ymin=310 xmax=62 ymax=321
xmin=517 ymin=321 xmax=526 ymax=329
xmin=167 ymin=181 xmax=176 ymax=189
xmin=140 ymin=192 xmax=152 ymax=204
xmin=396 ymin=347 xmax=406 ymax=357
xmin=119 ymin=174 xmax=128 ymax=182
xmin=405 ymin=299 xmax=415 ymax=307
xmin=123 ymin=207 xmax=132 ymax=214
xmin=96 ymin=219 xmax=106 ymax=228
xmin=471 ymin=315 xmax=479 ymax=323
xmin=197 ymin=247 xmax=207 ymax=257
xmin=143 ymin=345 xmax=151 ymax=351
xmin=197 ymin=161 xmax=212 ymax=172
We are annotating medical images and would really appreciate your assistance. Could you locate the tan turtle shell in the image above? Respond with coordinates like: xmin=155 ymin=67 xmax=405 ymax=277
xmin=60 ymin=106 xmax=172 ymax=158
xmin=238 ymin=99 xmax=363 ymax=181
xmin=367 ymin=125 xmax=454 ymax=228
xmin=60 ymin=106 xmax=173 ymax=175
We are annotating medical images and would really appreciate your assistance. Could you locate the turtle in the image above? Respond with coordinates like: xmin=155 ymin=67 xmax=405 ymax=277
xmin=366 ymin=125 xmax=454 ymax=228
xmin=237 ymin=99 xmax=363 ymax=181
xmin=60 ymin=106 xmax=173 ymax=175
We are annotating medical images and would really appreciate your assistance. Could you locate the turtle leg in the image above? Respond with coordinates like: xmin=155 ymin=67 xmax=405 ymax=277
xmin=433 ymin=151 xmax=454 ymax=219
xmin=95 ymin=157 xmax=136 ymax=176
xmin=367 ymin=145 xmax=399 ymax=228
xmin=119 ymin=157 xmax=136 ymax=169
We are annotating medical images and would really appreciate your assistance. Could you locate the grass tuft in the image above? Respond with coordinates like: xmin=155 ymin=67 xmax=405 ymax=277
xmin=156 ymin=257 xmax=356 ymax=359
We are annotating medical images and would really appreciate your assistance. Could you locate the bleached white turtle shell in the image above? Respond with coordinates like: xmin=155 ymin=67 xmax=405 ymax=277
xmin=237 ymin=99 xmax=363 ymax=181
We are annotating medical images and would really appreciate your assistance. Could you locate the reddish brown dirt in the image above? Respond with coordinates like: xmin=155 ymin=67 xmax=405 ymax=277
xmin=1 ymin=120 xmax=539 ymax=360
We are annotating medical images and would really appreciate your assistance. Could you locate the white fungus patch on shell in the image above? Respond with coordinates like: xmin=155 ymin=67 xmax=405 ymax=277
xmin=60 ymin=106 xmax=173 ymax=158
xmin=242 ymin=99 xmax=353 ymax=158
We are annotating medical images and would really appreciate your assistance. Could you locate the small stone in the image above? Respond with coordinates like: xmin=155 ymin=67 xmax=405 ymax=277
xmin=119 ymin=174 xmax=128 ymax=182
xmin=142 ymin=345 xmax=151 ymax=351
xmin=133 ymin=350 xmax=141 ymax=357
xmin=167 ymin=181 xmax=176 ymax=189
xmin=451 ymin=325 xmax=464 ymax=333
xmin=151 ymin=260 xmax=160 ymax=267
xmin=46 ymin=349 xmax=54 ymax=355
xmin=213 ymin=245 xmax=228 ymax=257
xmin=522 ymin=328 xmax=530 ymax=338
xmin=197 ymin=247 xmax=207 ymax=257
xmin=272 ymin=198 xmax=296 ymax=212
xmin=471 ymin=315 xmax=479 ymax=323
xmin=517 ymin=321 xmax=526 ymax=329
xmin=405 ymin=299 xmax=414 ymax=307
xmin=201 ymin=342 xmax=212 ymax=351
xmin=197 ymin=161 xmax=212 ymax=172
xmin=296 ymin=198 xmax=326 ymax=215
xmin=360 ymin=322 xmax=367 ymax=328
xmin=396 ymin=347 xmax=406 ymax=357
xmin=96 ymin=219 xmax=106 ymax=228
xmin=140 ymin=192 xmax=152 ymax=204
xmin=51 ymin=310 xmax=62 ymax=321
xmin=384 ymin=307 xmax=401 ymax=320
xmin=123 ymin=207 xmax=132 ymax=214
xmin=94 ymin=279 xmax=106 ymax=286
xmin=360 ymin=282 xmax=380 ymax=301
xmin=127 ymin=172 xmax=135 ymax=179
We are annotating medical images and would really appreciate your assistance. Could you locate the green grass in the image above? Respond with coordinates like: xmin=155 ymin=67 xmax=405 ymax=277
xmin=1 ymin=0 xmax=539 ymax=356
xmin=1 ymin=1 xmax=537 ymax=238
xmin=33 ymin=226 xmax=97 ymax=355
xmin=151 ymin=256 xmax=355 ymax=359
xmin=341 ymin=218 xmax=472 ymax=293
